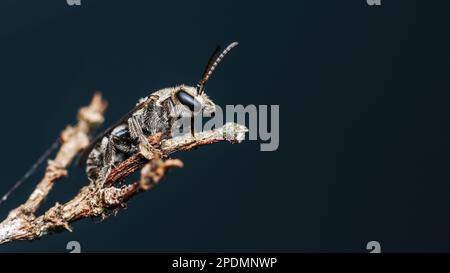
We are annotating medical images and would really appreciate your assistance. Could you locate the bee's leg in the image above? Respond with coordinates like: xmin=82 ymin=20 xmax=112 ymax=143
xmin=86 ymin=136 xmax=109 ymax=184
xmin=86 ymin=147 xmax=101 ymax=183
xmin=190 ymin=117 xmax=195 ymax=138
xmin=96 ymin=135 xmax=116 ymax=186
xmin=128 ymin=116 xmax=160 ymax=160
xmin=167 ymin=99 xmax=176 ymax=118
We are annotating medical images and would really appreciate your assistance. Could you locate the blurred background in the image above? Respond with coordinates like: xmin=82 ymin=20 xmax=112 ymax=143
xmin=1 ymin=0 xmax=450 ymax=252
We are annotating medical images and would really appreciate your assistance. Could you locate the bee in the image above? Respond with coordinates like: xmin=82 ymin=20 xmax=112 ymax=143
xmin=80 ymin=42 xmax=239 ymax=184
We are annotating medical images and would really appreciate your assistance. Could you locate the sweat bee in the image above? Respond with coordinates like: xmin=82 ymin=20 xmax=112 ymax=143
xmin=81 ymin=42 xmax=239 ymax=184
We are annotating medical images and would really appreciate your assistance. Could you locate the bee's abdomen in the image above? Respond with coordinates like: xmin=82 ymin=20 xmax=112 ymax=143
xmin=86 ymin=124 xmax=137 ymax=182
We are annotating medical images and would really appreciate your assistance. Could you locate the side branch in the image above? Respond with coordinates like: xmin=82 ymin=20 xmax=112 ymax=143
xmin=24 ymin=93 xmax=107 ymax=213
xmin=0 ymin=93 xmax=107 ymax=244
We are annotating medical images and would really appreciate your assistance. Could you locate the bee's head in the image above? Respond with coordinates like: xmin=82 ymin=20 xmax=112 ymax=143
xmin=171 ymin=42 xmax=238 ymax=119
xmin=171 ymin=85 xmax=216 ymax=118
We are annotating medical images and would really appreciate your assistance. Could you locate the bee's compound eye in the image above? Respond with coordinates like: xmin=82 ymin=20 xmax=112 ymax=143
xmin=176 ymin=90 xmax=201 ymax=112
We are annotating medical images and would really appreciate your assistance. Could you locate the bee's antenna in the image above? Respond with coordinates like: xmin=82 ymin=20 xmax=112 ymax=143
xmin=0 ymin=138 xmax=60 ymax=206
xmin=197 ymin=41 xmax=239 ymax=94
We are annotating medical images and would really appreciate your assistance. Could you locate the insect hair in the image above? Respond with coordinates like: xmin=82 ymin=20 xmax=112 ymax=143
xmin=0 ymin=138 xmax=60 ymax=206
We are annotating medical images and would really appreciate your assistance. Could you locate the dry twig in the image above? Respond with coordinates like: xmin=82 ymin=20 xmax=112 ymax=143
xmin=0 ymin=93 xmax=247 ymax=245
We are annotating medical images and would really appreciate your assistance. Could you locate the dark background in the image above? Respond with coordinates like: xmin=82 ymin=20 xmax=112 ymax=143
xmin=1 ymin=0 xmax=450 ymax=252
